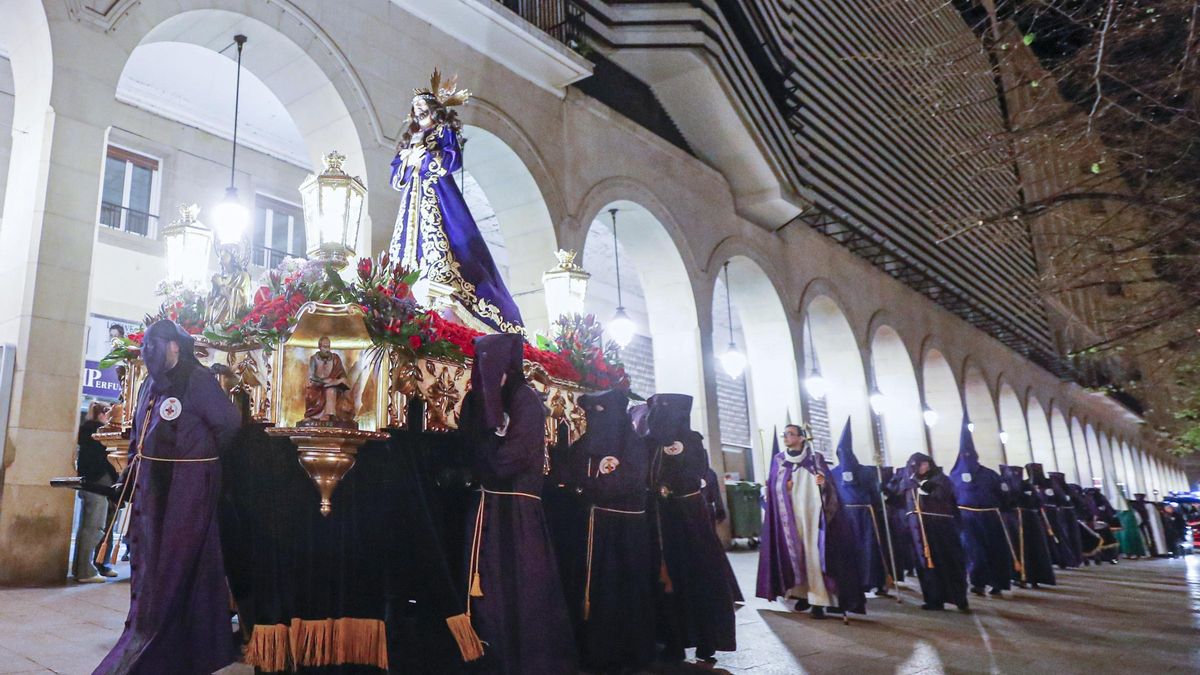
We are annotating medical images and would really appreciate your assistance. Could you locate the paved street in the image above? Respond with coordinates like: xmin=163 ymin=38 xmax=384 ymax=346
xmin=0 ymin=552 xmax=1196 ymax=674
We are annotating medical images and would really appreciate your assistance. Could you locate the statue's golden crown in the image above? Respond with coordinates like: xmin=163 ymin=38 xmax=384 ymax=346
xmin=413 ymin=68 xmax=471 ymax=108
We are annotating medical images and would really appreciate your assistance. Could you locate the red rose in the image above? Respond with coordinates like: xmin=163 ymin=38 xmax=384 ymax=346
xmin=409 ymin=335 xmax=422 ymax=350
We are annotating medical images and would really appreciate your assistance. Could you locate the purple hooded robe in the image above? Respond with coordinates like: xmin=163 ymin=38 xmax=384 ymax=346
xmin=1027 ymin=463 xmax=1080 ymax=568
xmin=569 ymin=388 xmax=655 ymax=671
xmin=830 ymin=419 xmax=889 ymax=594
xmin=389 ymin=124 xmax=524 ymax=334
xmin=901 ymin=452 xmax=968 ymax=609
xmin=95 ymin=320 xmax=241 ymax=675
xmin=949 ymin=423 xmax=1014 ymax=593
xmin=1003 ymin=465 xmax=1057 ymax=586
xmin=639 ymin=394 xmax=737 ymax=659
xmin=460 ymin=334 xmax=576 ymax=674
xmin=756 ymin=420 xmax=867 ymax=614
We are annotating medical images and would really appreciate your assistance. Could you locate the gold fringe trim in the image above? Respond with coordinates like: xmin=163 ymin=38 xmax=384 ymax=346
xmin=243 ymin=618 xmax=388 ymax=672
xmin=445 ymin=613 xmax=485 ymax=662
xmin=244 ymin=623 xmax=291 ymax=672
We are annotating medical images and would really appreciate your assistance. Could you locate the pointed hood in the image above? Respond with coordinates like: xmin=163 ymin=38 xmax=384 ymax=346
xmin=575 ymin=389 xmax=632 ymax=458
xmin=950 ymin=421 xmax=1002 ymax=507
xmin=950 ymin=421 xmax=980 ymax=476
xmin=771 ymin=425 xmax=781 ymax=457
xmin=470 ymin=333 xmax=526 ymax=430
xmin=834 ymin=417 xmax=859 ymax=472
xmin=639 ymin=393 xmax=693 ymax=445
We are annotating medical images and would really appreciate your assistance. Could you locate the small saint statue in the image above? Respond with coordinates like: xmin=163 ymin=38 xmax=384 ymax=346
xmin=206 ymin=245 xmax=253 ymax=327
xmin=387 ymin=69 xmax=525 ymax=335
xmin=303 ymin=336 xmax=355 ymax=425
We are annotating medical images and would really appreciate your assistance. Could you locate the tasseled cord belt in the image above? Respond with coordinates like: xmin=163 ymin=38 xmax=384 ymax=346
xmin=957 ymin=506 xmax=1022 ymax=575
xmin=94 ymin=397 xmax=219 ymax=567
xmin=583 ymin=505 xmax=646 ymax=620
xmin=466 ymin=488 xmax=542 ymax=612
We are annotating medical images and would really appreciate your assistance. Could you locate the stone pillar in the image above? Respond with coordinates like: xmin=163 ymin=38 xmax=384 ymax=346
xmin=0 ymin=105 xmax=109 ymax=584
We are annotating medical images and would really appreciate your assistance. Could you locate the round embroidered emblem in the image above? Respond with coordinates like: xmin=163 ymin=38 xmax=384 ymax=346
xmin=158 ymin=397 xmax=182 ymax=421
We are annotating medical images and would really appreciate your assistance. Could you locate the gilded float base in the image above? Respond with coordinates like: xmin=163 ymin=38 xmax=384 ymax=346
xmin=266 ymin=427 xmax=389 ymax=516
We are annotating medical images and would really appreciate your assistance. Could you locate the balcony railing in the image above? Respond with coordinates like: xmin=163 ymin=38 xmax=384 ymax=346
xmin=502 ymin=0 xmax=584 ymax=46
xmin=100 ymin=202 xmax=159 ymax=238
xmin=251 ymin=245 xmax=299 ymax=270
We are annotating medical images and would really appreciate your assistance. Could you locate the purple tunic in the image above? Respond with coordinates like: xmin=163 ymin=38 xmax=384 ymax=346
xmin=900 ymin=453 xmax=968 ymax=609
xmin=95 ymin=353 xmax=240 ymax=674
xmin=830 ymin=421 xmax=889 ymax=594
xmin=756 ymin=443 xmax=866 ymax=614
xmin=639 ymin=394 xmax=736 ymax=658
xmin=948 ymin=424 xmax=1014 ymax=592
xmin=569 ymin=389 xmax=655 ymax=672
xmin=389 ymin=124 xmax=524 ymax=334
xmin=461 ymin=334 xmax=576 ymax=674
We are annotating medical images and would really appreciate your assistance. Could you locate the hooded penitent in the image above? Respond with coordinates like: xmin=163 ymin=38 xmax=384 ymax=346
xmin=567 ymin=389 xmax=655 ymax=672
xmin=1076 ymin=485 xmax=1119 ymax=563
xmin=95 ymin=320 xmax=242 ymax=675
xmin=830 ymin=419 xmax=888 ymax=595
xmin=901 ymin=451 xmax=968 ymax=609
xmin=1004 ymin=464 xmax=1057 ymax=586
xmin=460 ymin=333 xmax=577 ymax=674
xmin=1027 ymin=463 xmax=1076 ymax=568
xmin=1050 ymin=472 xmax=1085 ymax=567
xmin=949 ymin=423 xmax=1014 ymax=593
xmin=641 ymin=393 xmax=736 ymax=660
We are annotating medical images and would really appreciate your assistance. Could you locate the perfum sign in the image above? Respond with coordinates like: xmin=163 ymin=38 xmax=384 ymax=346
xmin=82 ymin=360 xmax=123 ymax=400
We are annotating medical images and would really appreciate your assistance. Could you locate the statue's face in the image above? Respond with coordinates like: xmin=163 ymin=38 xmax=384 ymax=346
xmin=918 ymin=461 xmax=932 ymax=476
xmin=412 ymin=97 xmax=433 ymax=128
xmin=318 ymin=337 xmax=331 ymax=356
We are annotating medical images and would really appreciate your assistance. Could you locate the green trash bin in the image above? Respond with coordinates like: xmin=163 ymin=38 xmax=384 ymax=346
xmin=724 ymin=481 xmax=763 ymax=547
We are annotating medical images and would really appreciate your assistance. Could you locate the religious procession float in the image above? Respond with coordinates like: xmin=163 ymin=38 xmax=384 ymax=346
xmin=82 ymin=71 xmax=630 ymax=673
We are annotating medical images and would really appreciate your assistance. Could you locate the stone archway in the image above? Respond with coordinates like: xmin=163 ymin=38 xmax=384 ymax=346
xmin=922 ymin=347 xmax=963 ymax=467
xmin=870 ymin=325 xmax=923 ymax=467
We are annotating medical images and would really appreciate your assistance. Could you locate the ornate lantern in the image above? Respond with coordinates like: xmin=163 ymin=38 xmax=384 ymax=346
xmin=162 ymin=204 xmax=213 ymax=288
xmin=299 ymin=151 xmax=366 ymax=270
xmin=542 ymin=249 xmax=590 ymax=330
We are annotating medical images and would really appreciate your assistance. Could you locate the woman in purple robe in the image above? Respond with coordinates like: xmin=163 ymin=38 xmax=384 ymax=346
xmin=1004 ymin=465 xmax=1057 ymax=588
xmin=830 ymin=421 xmax=889 ymax=596
xmin=94 ymin=320 xmax=242 ymax=675
xmin=948 ymin=423 xmax=1014 ymax=597
xmin=460 ymin=333 xmax=576 ymax=674
xmin=900 ymin=452 xmax=969 ymax=612
xmin=389 ymin=71 xmax=524 ymax=335
xmin=639 ymin=394 xmax=736 ymax=664
xmin=571 ymin=388 xmax=656 ymax=672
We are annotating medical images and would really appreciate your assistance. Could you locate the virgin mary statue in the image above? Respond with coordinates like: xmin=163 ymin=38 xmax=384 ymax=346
xmin=388 ymin=70 xmax=525 ymax=335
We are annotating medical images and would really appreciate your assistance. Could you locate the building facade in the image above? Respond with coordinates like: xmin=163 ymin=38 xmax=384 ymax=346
xmin=0 ymin=0 xmax=1189 ymax=585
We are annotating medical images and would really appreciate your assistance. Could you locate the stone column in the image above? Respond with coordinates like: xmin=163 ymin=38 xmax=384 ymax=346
xmin=0 ymin=105 xmax=109 ymax=584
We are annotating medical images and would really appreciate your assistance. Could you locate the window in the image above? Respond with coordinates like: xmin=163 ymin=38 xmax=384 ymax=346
xmin=253 ymin=195 xmax=306 ymax=268
xmin=99 ymin=146 xmax=160 ymax=237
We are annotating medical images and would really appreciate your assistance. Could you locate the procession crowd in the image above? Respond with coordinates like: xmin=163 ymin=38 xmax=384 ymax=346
xmin=85 ymin=325 xmax=1189 ymax=674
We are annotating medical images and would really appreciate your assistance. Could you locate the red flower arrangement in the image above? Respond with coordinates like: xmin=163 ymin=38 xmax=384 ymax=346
xmin=427 ymin=313 xmax=582 ymax=381
xmin=547 ymin=314 xmax=631 ymax=390
xmin=144 ymin=281 xmax=207 ymax=335
xmin=356 ymin=252 xmax=462 ymax=363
